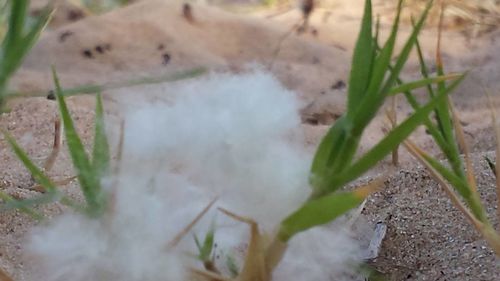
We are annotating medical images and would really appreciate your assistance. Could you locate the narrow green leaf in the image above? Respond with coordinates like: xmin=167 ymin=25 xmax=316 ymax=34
xmin=7 ymin=68 xmax=207 ymax=99
xmin=3 ymin=0 xmax=28 ymax=50
xmin=373 ymin=15 xmax=380 ymax=47
xmin=4 ymin=132 xmax=57 ymax=193
xmin=3 ymin=131 xmax=82 ymax=213
xmin=2 ymin=2 xmax=51 ymax=76
xmin=347 ymin=0 xmax=374 ymax=113
xmin=279 ymin=191 xmax=365 ymax=241
xmin=352 ymin=0 xmax=433 ymax=132
xmin=92 ymin=93 xmax=110 ymax=179
xmin=310 ymin=116 xmax=352 ymax=191
xmin=350 ymin=0 xmax=403 ymax=128
xmin=418 ymin=151 xmax=471 ymax=200
xmin=388 ymin=74 xmax=460 ymax=96
xmin=323 ymin=74 xmax=465 ymax=193
xmin=0 ymin=192 xmax=61 ymax=212
xmin=0 ymin=1 xmax=52 ymax=108
xmin=0 ymin=190 xmax=44 ymax=220
xmin=434 ymin=58 xmax=464 ymax=180
xmin=199 ymin=226 xmax=215 ymax=261
xmin=194 ymin=234 xmax=202 ymax=252
xmin=226 ymin=255 xmax=240 ymax=278
xmin=13 ymin=6 xmax=53 ymax=73
xmin=412 ymin=17 xmax=435 ymax=98
xmin=409 ymin=143 xmax=487 ymax=222
xmin=408 ymin=20 xmax=467 ymax=176
xmin=379 ymin=50 xmax=455 ymax=167
xmin=378 ymin=0 xmax=434 ymax=99
xmin=52 ymin=68 xmax=104 ymax=216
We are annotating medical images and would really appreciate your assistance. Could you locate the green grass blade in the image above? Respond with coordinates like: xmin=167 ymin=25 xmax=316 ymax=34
xmin=3 ymin=0 xmax=28 ymax=50
xmin=3 ymin=131 xmax=81 ymax=213
xmin=347 ymin=0 xmax=374 ymax=113
xmin=380 ymin=53 xmax=456 ymax=166
xmin=350 ymin=0 xmax=403 ymax=130
xmin=0 ymin=1 xmax=52 ymax=107
xmin=13 ymin=6 xmax=52 ymax=73
xmin=412 ymin=17 xmax=435 ymax=98
xmin=434 ymin=64 xmax=464 ymax=180
xmin=419 ymin=9 xmax=465 ymax=179
xmin=323 ymin=74 xmax=465 ymax=193
xmin=374 ymin=15 xmax=380 ymax=46
xmin=378 ymin=0 xmax=433 ymax=99
xmin=92 ymin=93 xmax=110 ymax=179
xmin=0 ymin=192 xmax=61 ymax=212
xmin=352 ymin=0 xmax=432 ymax=133
xmin=3 ymin=132 xmax=57 ymax=193
xmin=52 ymin=68 xmax=104 ymax=216
xmin=0 ymin=190 xmax=44 ymax=220
xmin=418 ymin=152 xmax=471 ymax=199
xmin=310 ymin=116 xmax=351 ymax=192
xmin=227 ymin=255 xmax=240 ymax=278
xmin=194 ymin=234 xmax=202 ymax=252
xmin=409 ymin=27 xmax=464 ymax=170
xmin=388 ymin=74 xmax=460 ymax=96
xmin=199 ymin=226 xmax=215 ymax=261
xmin=409 ymin=143 xmax=487 ymax=222
xmin=7 ymin=67 xmax=207 ymax=99
xmin=279 ymin=189 xmax=369 ymax=241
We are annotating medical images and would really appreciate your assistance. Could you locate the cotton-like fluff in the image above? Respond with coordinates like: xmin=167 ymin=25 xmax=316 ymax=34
xmin=122 ymin=69 xmax=311 ymax=230
xmin=25 ymin=69 xmax=312 ymax=280
xmin=26 ymin=172 xmax=210 ymax=281
xmin=273 ymin=225 xmax=365 ymax=281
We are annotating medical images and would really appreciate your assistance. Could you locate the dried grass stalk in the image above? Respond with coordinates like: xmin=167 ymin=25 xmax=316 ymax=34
xmin=0 ymin=267 xmax=13 ymax=281
xmin=386 ymin=0 xmax=500 ymax=35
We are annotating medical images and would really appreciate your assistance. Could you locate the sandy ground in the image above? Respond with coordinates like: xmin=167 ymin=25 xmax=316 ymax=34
xmin=1 ymin=0 xmax=500 ymax=280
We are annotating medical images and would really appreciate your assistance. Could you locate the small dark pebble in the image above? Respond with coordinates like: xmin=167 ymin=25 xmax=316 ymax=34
xmin=157 ymin=44 xmax=165 ymax=50
xmin=104 ymin=44 xmax=112 ymax=51
xmin=59 ymin=31 xmax=74 ymax=42
xmin=311 ymin=28 xmax=318 ymax=36
xmin=67 ymin=9 xmax=85 ymax=22
xmin=331 ymin=79 xmax=346 ymax=90
xmin=30 ymin=9 xmax=41 ymax=17
xmin=47 ymin=90 xmax=55 ymax=100
xmin=296 ymin=25 xmax=306 ymax=34
xmin=162 ymin=53 xmax=171 ymax=65
xmin=183 ymin=3 xmax=194 ymax=23
xmin=82 ymin=49 xmax=93 ymax=59
xmin=95 ymin=45 xmax=104 ymax=54
xmin=303 ymin=118 xmax=319 ymax=125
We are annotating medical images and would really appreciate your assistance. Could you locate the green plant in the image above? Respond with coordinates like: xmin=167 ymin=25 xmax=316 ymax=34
xmin=76 ymin=0 xmax=132 ymax=13
xmin=0 ymin=69 xmax=111 ymax=219
xmin=0 ymin=0 xmax=52 ymax=109
xmin=194 ymin=223 xmax=217 ymax=272
xmin=278 ymin=0 xmax=460 ymax=241
xmin=191 ymin=1 xmax=466 ymax=280
xmin=6 ymin=67 xmax=207 ymax=99
xmin=399 ymin=7 xmax=500 ymax=255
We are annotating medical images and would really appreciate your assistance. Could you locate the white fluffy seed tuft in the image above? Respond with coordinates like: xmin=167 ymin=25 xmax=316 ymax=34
xmin=25 ymin=69 xmax=364 ymax=281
